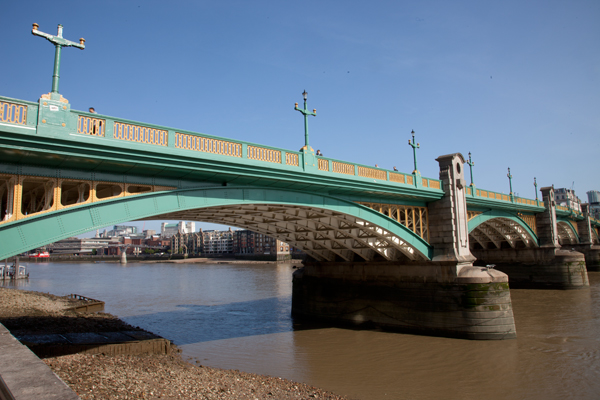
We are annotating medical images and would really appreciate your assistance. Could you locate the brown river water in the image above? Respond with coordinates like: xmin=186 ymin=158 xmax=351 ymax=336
xmin=3 ymin=261 xmax=599 ymax=399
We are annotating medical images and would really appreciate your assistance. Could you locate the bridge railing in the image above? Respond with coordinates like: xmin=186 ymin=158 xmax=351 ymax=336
xmin=555 ymin=204 xmax=584 ymax=219
xmin=466 ymin=186 xmax=545 ymax=210
xmin=0 ymin=96 xmax=38 ymax=127
xmin=0 ymin=96 xmax=443 ymax=192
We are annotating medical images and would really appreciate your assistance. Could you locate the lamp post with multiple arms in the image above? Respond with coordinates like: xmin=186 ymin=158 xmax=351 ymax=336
xmin=294 ymin=90 xmax=316 ymax=151
xmin=31 ymin=23 xmax=85 ymax=99
xmin=534 ymin=177 xmax=539 ymax=203
xmin=408 ymin=130 xmax=420 ymax=174
xmin=467 ymin=152 xmax=475 ymax=187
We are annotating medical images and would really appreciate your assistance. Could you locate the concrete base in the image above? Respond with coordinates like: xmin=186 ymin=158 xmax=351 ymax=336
xmin=568 ymin=245 xmax=600 ymax=272
xmin=292 ymin=262 xmax=516 ymax=340
xmin=0 ymin=324 xmax=80 ymax=400
xmin=471 ymin=248 xmax=589 ymax=289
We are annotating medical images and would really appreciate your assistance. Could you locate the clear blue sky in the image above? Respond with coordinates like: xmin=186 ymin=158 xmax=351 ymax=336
xmin=3 ymin=1 xmax=599 ymax=235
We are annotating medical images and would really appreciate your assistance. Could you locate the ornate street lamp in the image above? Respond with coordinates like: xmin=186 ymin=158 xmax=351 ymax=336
xmin=294 ymin=90 xmax=317 ymax=151
xmin=31 ymin=23 xmax=85 ymax=100
xmin=534 ymin=177 xmax=538 ymax=201
xmin=467 ymin=152 xmax=475 ymax=186
xmin=408 ymin=130 xmax=420 ymax=174
xmin=507 ymin=168 xmax=513 ymax=196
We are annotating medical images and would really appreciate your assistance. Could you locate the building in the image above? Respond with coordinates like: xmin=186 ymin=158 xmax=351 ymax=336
xmin=161 ymin=223 xmax=179 ymax=238
xmin=106 ymin=225 xmax=138 ymax=237
xmin=143 ymin=229 xmax=157 ymax=238
xmin=554 ymin=188 xmax=582 ymax=212
xmin=233 ymin=230 xmax=291 ymax=259
xmin=146 ymin=236 xmax=171 ymax=249
xmin=50 ymin=237 xmax=118 ymax=255
xmin=588 ymin=190 xmax=600 ymax=219
xmin=161 ymin=221 xmax=196 ymax=238
xmin=201 ymin=228 xmax=234 ymax=254
xmin=170 ymin=231 xmax=203 ymax=255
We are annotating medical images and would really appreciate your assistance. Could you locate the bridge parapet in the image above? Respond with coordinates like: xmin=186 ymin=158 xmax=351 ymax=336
xmin=466 ymin=185 xmax=544 ymax=212
xmin=0 ymin=95 xmax=443 ymax=194
xmin=0 ymin=97 xmax=38 ymax=128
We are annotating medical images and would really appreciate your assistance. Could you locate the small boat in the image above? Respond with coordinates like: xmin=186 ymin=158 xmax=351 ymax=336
xmin=30 ymin=251 xmax=50 ymax=258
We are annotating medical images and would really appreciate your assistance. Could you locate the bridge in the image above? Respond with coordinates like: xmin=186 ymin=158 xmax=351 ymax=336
xmin=1 ymin=24 xmax=599 ymax=340
xmin=2 ymin=90 xmax=599 ymax=339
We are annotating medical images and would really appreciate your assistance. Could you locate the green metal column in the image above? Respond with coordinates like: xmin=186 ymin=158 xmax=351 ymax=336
xmin=31 ymin=23 xmax=85 ymax=99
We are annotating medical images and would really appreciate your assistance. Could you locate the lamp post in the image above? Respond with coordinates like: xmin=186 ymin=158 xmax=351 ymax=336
xmin=467 ymin=152 xmax=475 ymax=186
xmin=294 ymin=90 xmax=316 ymax=151
xmin=507 ymin=168 xmax=513 ymax=196
xmin=408 ymin=130 xmax=420 ymax=174
xmin=534 ymin=177 xmax=539 ymax=202
xmin=31 ymin=23 xmax=85 ymax=99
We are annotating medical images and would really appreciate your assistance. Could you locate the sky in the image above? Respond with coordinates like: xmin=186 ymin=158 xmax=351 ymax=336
xmin=2 ymin=0 xmax=599 ymax=235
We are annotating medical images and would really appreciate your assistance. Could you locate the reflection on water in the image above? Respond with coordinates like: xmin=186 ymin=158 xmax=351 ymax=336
xmin=3 ymin=262 xmax=600 ymax=400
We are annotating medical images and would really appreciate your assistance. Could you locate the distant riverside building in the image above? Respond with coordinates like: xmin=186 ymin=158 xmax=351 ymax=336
xmin=106 ymin=225 xmax=138 ymax=237
xmin=170 ymin=231 xmax=203 ymax=255
xmin=588 ymin=190 xmax=600 ymax=203
xmin=161 ymin=221 xmax=195 ymax=238
xmin=554 ymin=188 xmax=582 ymax=212
xmin=49 ymin=237 xmax=118 ymax=255
xmin=146 ymin=236 xmax=171 ymax=248
xmin=161 ymin=223 xmax=179 ymax=238
xmin=588 ymin=190 xmax=600 ymax=219
xmin=201 ymin=228 xmax=234 ymax=254
xmin=234 ymin=230 xmax=290 ymax=259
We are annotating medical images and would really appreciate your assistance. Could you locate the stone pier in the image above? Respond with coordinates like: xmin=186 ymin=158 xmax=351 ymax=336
xmin=292 ymin=154 xmax=517 ymax=340
xmin=292 ymin=261 xmax=515 ymax=340
xmin=571 ymin=204 xmax=600 ymax=272
xmin=472 ymin=186 xmax=589 ymax=288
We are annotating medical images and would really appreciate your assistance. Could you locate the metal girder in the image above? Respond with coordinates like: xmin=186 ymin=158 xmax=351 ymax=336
xmin=469 ymin=217 xmax=537 ymax=249
xmin=0 ymin=186 xmax=434 ymax=261
xmin=557 ymin=221 xmax=579 ymax=245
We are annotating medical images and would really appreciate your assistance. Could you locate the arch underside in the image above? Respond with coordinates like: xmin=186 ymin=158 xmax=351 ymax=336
xmin=0 ymin=187 xmax=432 ymax=261
xmin=469 ymin=217 xmax=538 ymax=249
xmin=150 ymin=204 xmax=426 ymax=262
xmin=557 ymin=221 xmax=579 ymax=245
xmin=593 ymin=228 xmax=600 ymax=244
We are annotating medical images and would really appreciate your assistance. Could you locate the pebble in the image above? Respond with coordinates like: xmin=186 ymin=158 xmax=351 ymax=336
xmin=1 ymin=287 xmax=352 ymax=400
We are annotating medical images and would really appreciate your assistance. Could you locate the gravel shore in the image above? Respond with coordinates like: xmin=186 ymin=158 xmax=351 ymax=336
xmin=0 ymin=287 xmax=351 ymax=400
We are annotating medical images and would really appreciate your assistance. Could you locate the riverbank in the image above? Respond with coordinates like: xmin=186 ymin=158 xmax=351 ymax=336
xmin=0 ymin=287 xmax=350 ymax=400
xmin=15 ymin=255 xmax=304 ymax=264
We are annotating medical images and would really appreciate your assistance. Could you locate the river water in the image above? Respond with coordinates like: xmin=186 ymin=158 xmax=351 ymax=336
xmin=2 ymin=261 xmax=599 ymax=399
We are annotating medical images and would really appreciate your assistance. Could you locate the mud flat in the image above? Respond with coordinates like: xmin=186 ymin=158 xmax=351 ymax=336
xmin=0 ymin=287 xmax=350 ymax=400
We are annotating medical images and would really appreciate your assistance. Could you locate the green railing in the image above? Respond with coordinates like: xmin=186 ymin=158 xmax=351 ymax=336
xmin=466 ymin=186 xmax=544 ymax=209
xmin=0 ymin=96 xmax=443 ymax=192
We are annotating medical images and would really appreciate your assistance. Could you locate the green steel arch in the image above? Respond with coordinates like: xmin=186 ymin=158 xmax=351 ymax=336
xmin=555 ymin=218 xmax=581 ymax=245
xmin=0 ymin=186 xmax=433 ymax=261
xmin=468 ymin=210 xmax=539 ymax=249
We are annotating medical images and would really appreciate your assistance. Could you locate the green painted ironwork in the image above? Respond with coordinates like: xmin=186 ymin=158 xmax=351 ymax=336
xmin=294 ymin=90 xmax=316 ymax=150
xmin=408 ymin=130 xmax=420 ymax=174
xmin=0 ymin=187 xmax=433 ymax=261
xmin=507 ymin=167 xmax=513 ymax=196
xmin=467 ymin=152 xmax=475 ymax=187
xmin=468 ymin=209 xmax=539 ymax=244
xmin=31 ymin=23 xmax=85 ymax=98
xmin=0 ymin=95 xmax=444 ymax=201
